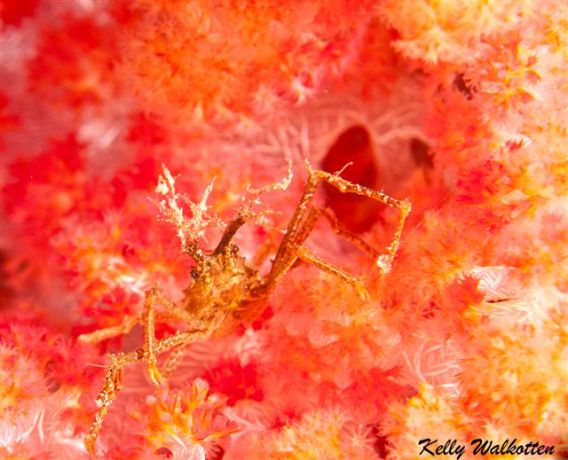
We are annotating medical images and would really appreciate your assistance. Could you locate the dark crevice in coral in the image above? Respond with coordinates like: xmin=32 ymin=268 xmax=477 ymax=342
xmin=321 ymin=125 xmax=382 ymax=234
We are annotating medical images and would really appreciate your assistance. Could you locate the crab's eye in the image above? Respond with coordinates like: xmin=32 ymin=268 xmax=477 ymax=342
xmin=190 ymin=268 xmax=200 ymax=280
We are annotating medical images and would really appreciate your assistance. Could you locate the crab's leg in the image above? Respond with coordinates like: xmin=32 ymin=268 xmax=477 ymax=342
xmin=85 ymin=352 xmax=132 ymax=455
xmin=306 ymin=166 xmax=411 ymax=272
xmin=293 ymin=205 xmax=380 ymax=260
xmin=318 ymin=207 xmax=380 ymax=259
xmin=291 ymin=206 xmax=321 ymax=247
xmin=161 ymin=342 xmax=191 ymax=378
xmin=78 ymin=317 xmax=138 ymax=344
xmin=85 ymin=328 xmax=208 ymax=455
xmin=291 ymin=243 xmax=369 ymax=300
xmin=268 ymin=171 xmax=321 ymax=285
xmin=263 ymin=204 xmax=362 ymax=296
xmin=264 ymin=164 xmax=411 ymax=296
xmin=213 ymin=214 xmax=247 ymax=255
xmin=276 ymin=205 xmax=371 ymax=298
xmin=269 ymin=164 xmax=410 ymax=281
xmin=143 ymin=288 xmax=162 ymax=385
xmin=78 ymin=288 xmax=197 ymax=347
xmin=142 ymin=287 xmax=200 ymax=385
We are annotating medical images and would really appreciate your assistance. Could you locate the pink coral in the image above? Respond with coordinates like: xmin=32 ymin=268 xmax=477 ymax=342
xmin=0 ymin=312 xmax=101 ymax=459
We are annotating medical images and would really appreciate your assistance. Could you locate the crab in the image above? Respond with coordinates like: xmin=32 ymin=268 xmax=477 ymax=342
xmin=79 ymin=162 xmax=411 ymax=455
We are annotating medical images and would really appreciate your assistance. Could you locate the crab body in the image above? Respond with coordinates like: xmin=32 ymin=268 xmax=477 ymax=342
xmin=183 ymin=244 xmax=263 ymax=332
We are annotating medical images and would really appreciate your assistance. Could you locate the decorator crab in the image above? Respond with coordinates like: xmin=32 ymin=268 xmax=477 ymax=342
xmin=79 ymin=162 xmax=411 ymax=454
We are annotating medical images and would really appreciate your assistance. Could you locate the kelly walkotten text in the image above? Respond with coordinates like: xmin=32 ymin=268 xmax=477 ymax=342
xmin=418 ymin=438 xmax=555 ymax=459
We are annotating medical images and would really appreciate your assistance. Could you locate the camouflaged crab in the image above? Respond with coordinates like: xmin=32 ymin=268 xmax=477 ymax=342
xmin=79 ymin=163 xmax=411 ymax=454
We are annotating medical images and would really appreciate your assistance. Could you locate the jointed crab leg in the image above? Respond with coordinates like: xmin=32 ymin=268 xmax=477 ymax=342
xmin=161 ymin=341 xmax=192 ymax=378
xmin=85 ymin=328 xmax=208 ymax=455
xmin=304 ymin=164 xmax=412 ymax=272
xmin=268 ymin=163 xmax=411 ymax=291
xmin=291 ymin=243 xmax=369 ymax=300
xmin=143 ymin=288 xmax=162 ymax=386
xmin=143 ymin=287 xmax=205 ymax=385
xmin=77 ymin=288 xmax=198 ymax=347
xmin=318 ymin=207 xmax=380 ymax=259
xmin=78 ymin=316 xmax=139 ymax=345
xmin=293 ymin=205 xmax=382 ymax=260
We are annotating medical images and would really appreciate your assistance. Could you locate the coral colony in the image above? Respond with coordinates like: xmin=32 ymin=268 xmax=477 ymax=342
xmin=0 ymin=1 xmax=566 ymax=459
